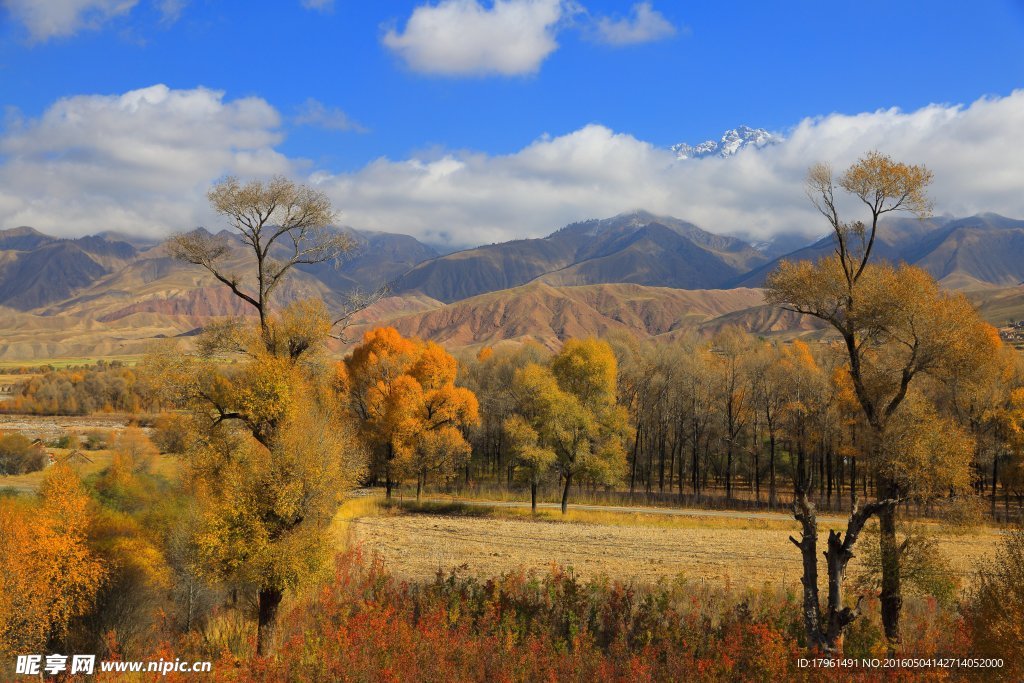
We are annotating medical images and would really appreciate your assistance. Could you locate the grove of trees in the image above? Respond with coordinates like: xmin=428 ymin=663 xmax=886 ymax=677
xmin=1 ymin=161 xmax=1023 ymax=671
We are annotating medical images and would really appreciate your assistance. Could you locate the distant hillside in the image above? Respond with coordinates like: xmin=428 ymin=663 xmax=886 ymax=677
xmin=734 ymin=213 xmax=1024 ymax=290
xmin=0 ymin=230 xmax=139 ymax=310
xmin=0 ymin=224 xmax=438 ymax=314
xmin=2 ymin=211 xmax=1024 ymax=361
xmin=354 ymin=282 xmax=770 ymax=350
xmin=390 ymin=211 xmax=769 ymax=302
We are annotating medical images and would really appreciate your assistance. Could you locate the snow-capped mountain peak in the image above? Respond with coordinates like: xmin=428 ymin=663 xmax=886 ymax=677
xmin=671 ymin=126 xmax=782 ymax=160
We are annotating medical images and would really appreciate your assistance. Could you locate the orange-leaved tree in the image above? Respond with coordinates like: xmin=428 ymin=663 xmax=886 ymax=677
xmin=0 ymin=464 xmax=106 ymax=656
xmin=343 ymin=327 xmax=478 ymax=499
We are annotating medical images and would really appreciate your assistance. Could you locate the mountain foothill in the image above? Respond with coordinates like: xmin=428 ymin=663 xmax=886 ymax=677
xmin=1 ymin=210 xmax=1023 ymax=360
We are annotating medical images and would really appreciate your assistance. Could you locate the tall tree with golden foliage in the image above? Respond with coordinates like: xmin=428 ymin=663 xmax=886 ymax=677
xmin=766 ymin=152 xmax=1002 ymax=650
xmin=157 ymin=177 xmax=367 ymax=655
xmin=167 ymin=176 xmax=355 ymax=348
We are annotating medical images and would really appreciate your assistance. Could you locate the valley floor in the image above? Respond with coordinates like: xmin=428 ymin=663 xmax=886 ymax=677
xmin=336 ymin=497 xmax=1002 ymax=589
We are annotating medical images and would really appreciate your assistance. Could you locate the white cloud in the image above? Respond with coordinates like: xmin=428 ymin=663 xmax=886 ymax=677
xmin=0 ymin=84 xmax=290 ymax=237
xmin=310 ymin=91 xmax=1024 ymax=246
xmin=2 ymin=0 xmax=138 ymax=41
xmin=593 ymin=2 xmax=675 ymax=45
xmin=156 ymin=0 xmax=186 ymax=23
xmin=4 ymin=87 xmax=1024 ymax=250
xmin=301 ymin=0 xmax=333 ymax=11
xmin=293 ymin=98 xmax=367 ymax=133
xmin=382 ymin=0 xmax=569 ymax=76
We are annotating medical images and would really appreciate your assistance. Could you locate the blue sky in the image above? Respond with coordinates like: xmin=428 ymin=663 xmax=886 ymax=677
xmin=1 ymin=1 xmax=1023 ymax=245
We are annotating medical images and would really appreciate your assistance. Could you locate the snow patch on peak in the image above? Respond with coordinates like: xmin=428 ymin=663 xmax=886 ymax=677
xmin=671 ymin=126 xmax=782 ymax=160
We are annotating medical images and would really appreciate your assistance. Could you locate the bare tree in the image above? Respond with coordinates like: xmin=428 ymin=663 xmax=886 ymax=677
xmin=167 ymin=175 xmax=356 ymax=351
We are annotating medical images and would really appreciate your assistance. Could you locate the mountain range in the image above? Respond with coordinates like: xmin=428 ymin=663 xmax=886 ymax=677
xmin=1 ymin=210 xmax=1022 ymax=360
xmin=670 ymin=126 xmax=782 ymax=160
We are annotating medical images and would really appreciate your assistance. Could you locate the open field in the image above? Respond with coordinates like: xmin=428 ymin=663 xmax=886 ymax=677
xmin=0 ymin=414 xmax=178 ymax=493
xmin=337 ymin=498 xmax=1003 ymax=589
xmin=0 ymin=356 xmax=144 ymax=369
xmin=0 ymin=447 xmax=180 ymax=494
xmin=0 ymin=413 xmax=136 ymax=440
xmin=0 ymin=448 xmax=114 ymax=493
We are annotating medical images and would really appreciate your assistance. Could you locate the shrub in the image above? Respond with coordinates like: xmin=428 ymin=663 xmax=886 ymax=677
xmin=966 ymin=526 xmax=1024 ymax=678
xmin=854 ymin=522 xmax=960 ymax=608
xmin=196 ymin=550 xmax=970 ymax=682
xmin=49 ymin=433 xmax=79 ymax=450
xmin=84 ymin=429 xmax=111 ymax=451
xmin=152 ymin=413 xmax=190 ymax=454
xmin=0 ymin=433 xmax=47 ymax=475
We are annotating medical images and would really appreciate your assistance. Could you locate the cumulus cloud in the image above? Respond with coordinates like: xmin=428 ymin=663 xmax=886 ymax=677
xmin=293 ymin=98 xmax=367 ymax=133
xmin=382 ymin=0 xmax=570 ymax=76
xmin=3 ymin=0 xmax=138 ymax=40
xmin=0 ymin=84 xmax=290 ymax=237
xmin=310 ymin=91 xmax=1024 ymax=246
xmin=592 ymin=2 xmax=675 ymax=46
xmin=3 ymin=87 xmax=1024 ymax=249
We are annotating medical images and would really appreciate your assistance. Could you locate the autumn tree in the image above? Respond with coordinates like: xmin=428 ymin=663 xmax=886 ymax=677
xmin=677 ymin=343 xmax=718 ymax=497
xmin=0 ymin=432 xmax=47 ymax=475
xmin=167 ymin=175 xmax=358 ymax=349
xmin=459 ymin=344 xmax=550 ymax=484
xmin=343 ymin=327 xmax=478 ymax=500
xmin=0 ymin=465 xmax=106 ymax=656
xmin=749 ymin=342 xmax=789 ymax=506
xmin=502 ymin=414 xmax=556 ymax=512
xmin=967 ymin=525 xmax=1024 ymax=677
xmin=766 ymin=152 xmax=1001 ymax=649
xmin=711 ymin=328 xmax=753 ymax=500
xmin=154 ymin=177 xmax=369 ymax=655
xmin=511 ymin=338 xmax=630 ymax=513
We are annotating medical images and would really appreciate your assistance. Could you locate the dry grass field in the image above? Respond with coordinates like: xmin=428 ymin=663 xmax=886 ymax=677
xmin=336 ymin=498 xmax=1003 ymax=590
xmin=0 ymin=414 xmax=177 ymax=493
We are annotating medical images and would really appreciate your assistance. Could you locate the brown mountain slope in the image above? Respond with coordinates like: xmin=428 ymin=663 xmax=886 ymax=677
xmin=0 ymin=224 xmax=438 ymax=314
xmin=352 ymin=282 xmax=768 ymax=350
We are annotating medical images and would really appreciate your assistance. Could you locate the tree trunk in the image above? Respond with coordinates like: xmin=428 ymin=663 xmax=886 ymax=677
xmin=531 ymin=482 xmax=537 ymax=513
xmin=416 ymin=474 xmax=422 ymax=501
xmin=561 ymin=471 xmax=572 ymax=514
xmin=877 ymin=493 xmax=902 ymax=651
xmin=691 ymin=433 xmax=700 ymax=496
xmin=725 ymin=442 xmax=733 ymax=500
xmin=792 ymin=491 xmax=883 ymax=653
xmin=769 ymin=433 xmax=777 ymax=508
xmin=754 ymin=437 xmax=761 ymax=503
xmin=790 ymin=491 xmax=823 ymax=649
xmin=385 ymin=477 xmax=393 ymax=499
xmin=256 ymin=587 xmax=283 ymax=656
xmin=629 ymin=423 xmax=641 ymax=496
xmin=992 ymin=453 xmax=999 ymax=518
xmin=849 ymin=455 xmax=857 ymax=511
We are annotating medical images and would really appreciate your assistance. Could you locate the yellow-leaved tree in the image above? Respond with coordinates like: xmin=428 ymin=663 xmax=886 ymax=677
xmin=766 ymin=152 xmax=1002 ymax=651
xmin=0 ymin=465 xmax=106 ymax=656
xmin=511 ymin=338 xmax=630 ymax=513
xmin=156 ymin=176 xmax=368 ymax=655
